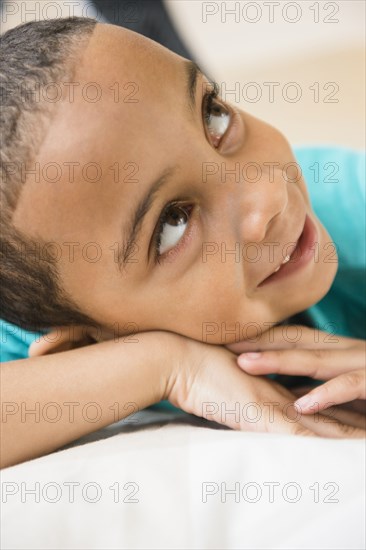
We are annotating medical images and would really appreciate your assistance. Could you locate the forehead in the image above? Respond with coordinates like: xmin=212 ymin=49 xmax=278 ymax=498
xmin=79 ymin=23 xmax=176 ymax=90
xmin=12 ymin=24 xmax=187 ymax=242
xmin=58 ymin=22 xmax=183 ymax=162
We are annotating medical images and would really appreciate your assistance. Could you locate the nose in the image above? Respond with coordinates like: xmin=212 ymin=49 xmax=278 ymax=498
xmin=233 ymin=165 xmax=288 ymax=243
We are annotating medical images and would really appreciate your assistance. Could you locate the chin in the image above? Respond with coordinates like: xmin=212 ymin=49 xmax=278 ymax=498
xmin=292 ymin=248 xmax=338 ymax=318
xmin=317 ymin=221 xmax=339 ymax=294
xmin=315 ymin=258 xmax=339 ymax=302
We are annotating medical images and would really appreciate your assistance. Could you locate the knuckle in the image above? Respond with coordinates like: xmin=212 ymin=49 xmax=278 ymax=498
xmin=312 ymin=348 xmax=330 ymax=360
xmin=265 ymin=350 xmax=282 ymax=362
xmin=292 ymin=339 xmax=303 ymax=350
xmin=291 ymin=424 xmax=314 ymax=437
xmin=333 ymin=420 xmax=358 ymax=436
xmin=295 ymin=350 xmax=319 ymax=378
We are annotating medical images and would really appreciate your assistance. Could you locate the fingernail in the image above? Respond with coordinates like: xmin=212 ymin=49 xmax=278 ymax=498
xmin=294 ymin=395 xmax=316 ymax=412
xmin=238 ymin=352 xmax=262 ymax=363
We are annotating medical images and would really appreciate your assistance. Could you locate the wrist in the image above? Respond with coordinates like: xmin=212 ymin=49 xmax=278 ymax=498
xmin=117 ymin=329 xmax=188 ymax=405
xmin=160 ymin=333 xmax=205 ymax=410
xmin=148 ymin=330 xmax=189 ymax=403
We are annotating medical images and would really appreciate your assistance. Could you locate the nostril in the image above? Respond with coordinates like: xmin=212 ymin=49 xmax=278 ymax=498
xmin=262 ymin=210 xmax=282 ymax=242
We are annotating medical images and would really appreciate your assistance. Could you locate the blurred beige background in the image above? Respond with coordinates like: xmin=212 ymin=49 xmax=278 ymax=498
xmin=166 ymin=0 xmax=365 ymax=149
xmin=1 ymin=0 xmax=365 ymax=148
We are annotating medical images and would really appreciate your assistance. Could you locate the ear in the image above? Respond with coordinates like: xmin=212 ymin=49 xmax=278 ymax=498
xmin=28 ymin=325 xmax=97 ymax=357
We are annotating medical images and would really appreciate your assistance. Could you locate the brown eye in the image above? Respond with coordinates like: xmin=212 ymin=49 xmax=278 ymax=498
xmin=203 ymin=94 xmax=231 ymax=147
xmin=165 ymin=205 xmax=190 ymax=226
xmin=155 ymin=204 xmax=193 ymax=257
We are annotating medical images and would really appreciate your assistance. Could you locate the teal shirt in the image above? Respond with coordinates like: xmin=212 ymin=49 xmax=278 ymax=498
xmin=288 ymin=146 xmax=365 ymax=339
xmin=0 ymin=323 xmax=49 ymax=363
xmin=1 ymin=147 xmax=365 ymax=383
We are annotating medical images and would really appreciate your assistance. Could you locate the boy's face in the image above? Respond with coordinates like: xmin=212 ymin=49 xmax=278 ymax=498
xmin=13 ymin=23 xmax=337 ymax=344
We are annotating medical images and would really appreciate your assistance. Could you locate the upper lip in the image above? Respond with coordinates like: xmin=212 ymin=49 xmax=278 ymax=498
xmin=257 ymin=214 xmax=306 ymax=285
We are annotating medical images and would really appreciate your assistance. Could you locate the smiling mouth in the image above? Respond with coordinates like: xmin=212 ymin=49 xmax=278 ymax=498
xmin=272 ymin=253 xmax=291 ymax=273
xmin=257 ymin=216 xmax=306 ymax=286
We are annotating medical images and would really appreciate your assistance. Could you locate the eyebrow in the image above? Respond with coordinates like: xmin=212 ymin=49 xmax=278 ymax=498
xmin=117 ymin=60 xmax=203 ymax=272
xmin=185 ymin=60 xmax=203 ymax=114
xmin=117 ymin=167 xmax=175 ymax=272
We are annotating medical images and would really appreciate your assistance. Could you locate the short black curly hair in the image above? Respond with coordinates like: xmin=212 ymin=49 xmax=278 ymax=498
xmin=0 ymin=17 xmax=100 ymax=332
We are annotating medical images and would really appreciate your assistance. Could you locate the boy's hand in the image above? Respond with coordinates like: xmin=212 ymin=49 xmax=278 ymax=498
xmin=167 ymin=336 xmax=365 ymax=438
xmin=225 ymin=325 xmax=366 ymax=416
xmin=29 ymin=325 xmax=365 ymax=437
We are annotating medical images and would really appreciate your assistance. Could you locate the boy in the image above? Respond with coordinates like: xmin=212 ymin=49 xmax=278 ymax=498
xmin=1 ymin=18 xmax=365 ymax=468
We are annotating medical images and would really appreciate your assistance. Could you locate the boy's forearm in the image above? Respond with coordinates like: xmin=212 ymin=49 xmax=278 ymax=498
xmin=0 ymin=331 xmax=178 ymax=469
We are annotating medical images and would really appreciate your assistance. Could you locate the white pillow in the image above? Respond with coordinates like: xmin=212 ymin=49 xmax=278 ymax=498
xmin=1 ymin=410 xmax=365 ymax=550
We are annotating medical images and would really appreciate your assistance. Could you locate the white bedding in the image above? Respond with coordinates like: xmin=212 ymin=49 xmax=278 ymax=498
xmin=1 ymin=409 xmax=365 ymax=550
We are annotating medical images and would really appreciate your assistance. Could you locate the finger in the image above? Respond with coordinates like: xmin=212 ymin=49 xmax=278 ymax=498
xmin=252 ymin=397 xmax=365 ymax=438
xmin=225 ymin=324 xmax=358 ymax=354
xmin=289 ymin=387 xmax=366 ymax=416
xmin=335 ymin=399 xmax=366 ymax=415
xmin=299 ymin=411 xmax=366 ymax=439
xmin=28 ymin=325 xmax=89 ymax=357
xmin=274 ymin=421 xmax=317 ymax=438
xmin=320 ymin=406 xmax=366 ymax=430
xmin=237 ymin=347 xmax=364 ymax=380
xmin=241 ymin=405 xmax=317 ymax=438
xmin=261 ymin=401 xmax=358 ymax=438
xmin=294 ymin=370 xmax=366 ymax=412
xmin=265 ymin=382 xmax=365 ymax=438
xmin=28 ymin=327 xmax=69 ymax=357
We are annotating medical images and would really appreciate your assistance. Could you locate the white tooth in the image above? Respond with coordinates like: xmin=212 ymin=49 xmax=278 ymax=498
xmin=274 ymin=254 xmax=291 ymax=274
